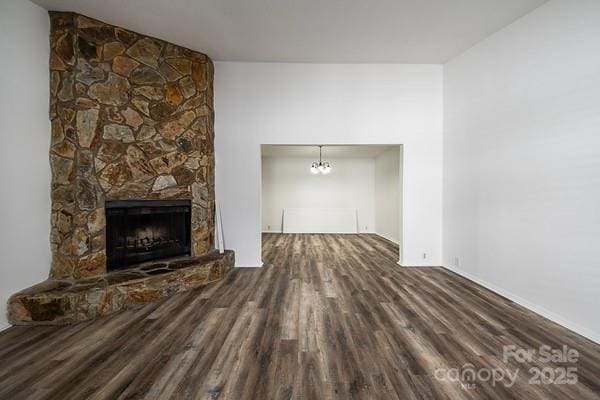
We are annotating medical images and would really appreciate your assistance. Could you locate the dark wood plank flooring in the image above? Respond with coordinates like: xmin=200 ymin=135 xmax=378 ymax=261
xmin=0 ymin=234 xmax=598 ymax=399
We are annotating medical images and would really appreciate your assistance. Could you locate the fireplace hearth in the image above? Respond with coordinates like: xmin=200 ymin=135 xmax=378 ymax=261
xmin=106 ymin=200 xmax=191 ymax=271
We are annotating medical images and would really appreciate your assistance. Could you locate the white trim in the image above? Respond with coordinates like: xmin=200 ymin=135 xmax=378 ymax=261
xmin=398 ymin=264 xmax=440 ymax=268
xmin=236 ymin=262 xmax=264 ymax=268
xmin=374 ymin=232 xmax=400 ymax=245
xmin=262 ymin=230 xmax=377 ymax=234
xmin=443 ymin=264 xmax=600 ymax=345
xmin=371 ymin=233 xmax=402 ymax=265
xmin=0 ymin=321 xmax=11 ymax=332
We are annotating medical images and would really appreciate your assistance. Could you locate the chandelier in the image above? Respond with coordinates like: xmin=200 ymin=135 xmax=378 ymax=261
xmin=310 ymin=145 xmax=332 ymax=175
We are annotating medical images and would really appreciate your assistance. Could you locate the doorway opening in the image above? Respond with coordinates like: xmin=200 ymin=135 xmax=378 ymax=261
xmin=260 ymin=144 xmax=403 ymax=263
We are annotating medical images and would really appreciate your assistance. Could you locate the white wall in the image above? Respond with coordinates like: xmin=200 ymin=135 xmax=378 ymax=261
xmin=0 ymin=1 xmax=51 ymax=329
xmin=375 ymin=147 xmax=401 ymax=245
xmin=262 ymin=157 xmax=375 ymax=233
xmin=443 ymin=0 xmax=600 ymax=342
xmin=215 ymin=63 xmax=443 ymax=267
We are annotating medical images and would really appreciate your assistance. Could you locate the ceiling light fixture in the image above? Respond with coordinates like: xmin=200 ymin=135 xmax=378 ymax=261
xmin=310 ymin=145 xmax=332 ymax=175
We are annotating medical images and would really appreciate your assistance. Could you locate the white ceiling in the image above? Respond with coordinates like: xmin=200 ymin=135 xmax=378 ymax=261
xmin=32 ymin=0 xmax=548 ymax=63
xmin=261 ymin=145 xmax=398 ymax=159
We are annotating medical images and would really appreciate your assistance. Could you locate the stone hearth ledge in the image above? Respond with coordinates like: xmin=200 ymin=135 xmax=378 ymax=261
xmin=7 ymin=250 xmax=234 ymax=325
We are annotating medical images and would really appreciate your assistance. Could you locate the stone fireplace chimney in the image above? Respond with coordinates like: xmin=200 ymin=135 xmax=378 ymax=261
xmin=48 ymin=12 xmax=215 ymax=279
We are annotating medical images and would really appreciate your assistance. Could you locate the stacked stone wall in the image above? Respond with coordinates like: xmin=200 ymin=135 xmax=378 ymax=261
xmin=48 ymin=12 xmax=215 ymax=279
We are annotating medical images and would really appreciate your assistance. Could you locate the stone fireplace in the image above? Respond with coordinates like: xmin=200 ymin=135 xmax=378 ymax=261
xmin=47 ymin=12 xmax=216 ymax=279
xmin=105 ymin=200 xmax=191 ymax=271
xmin=7 ymin=12 xmax=234 ymax=325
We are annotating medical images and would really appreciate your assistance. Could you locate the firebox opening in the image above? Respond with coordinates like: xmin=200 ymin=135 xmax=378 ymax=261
xmin=106 ymin=200 xmax=192 ymax=272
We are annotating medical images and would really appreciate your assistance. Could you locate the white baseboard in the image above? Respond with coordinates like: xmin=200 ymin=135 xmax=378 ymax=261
xmin=399 ymin=263 xmax=440 ymax=267
xmin=0 ymin=321 xmax=11 ymax=332
xmin=263 ymin=231 xmax=377 ymax=234
xmin=235 ymin=262 xmax=264 ymax=268
xmin=374 ymin=232 xmax=400 ymax=245
xmin=443 ymin=264 xmax=600 ymax=345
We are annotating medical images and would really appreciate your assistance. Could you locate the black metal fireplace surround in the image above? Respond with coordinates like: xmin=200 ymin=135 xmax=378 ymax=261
xmin=106 ymin=200 xmax=191 ymax=271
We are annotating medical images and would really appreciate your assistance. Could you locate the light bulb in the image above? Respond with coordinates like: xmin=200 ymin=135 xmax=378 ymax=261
xmin=318 ymin=163 xmax=325 ymax=173
xmin=323 ymin=164 xmax=332 ymax=174
xmin=310 ymin=162 xmax=319 ymax=174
